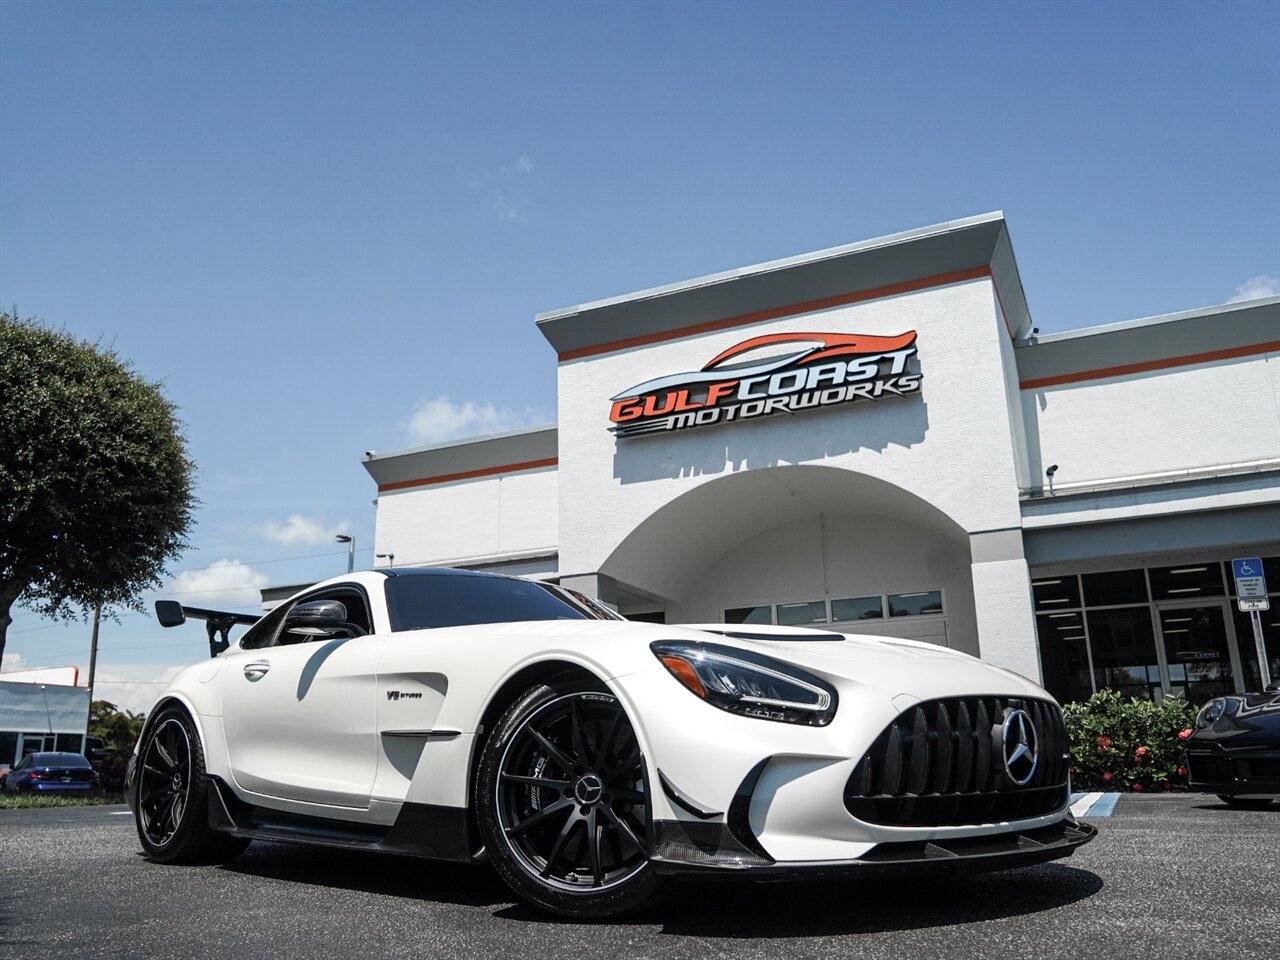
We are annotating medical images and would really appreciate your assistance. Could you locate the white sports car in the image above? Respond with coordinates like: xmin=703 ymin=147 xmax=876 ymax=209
xmin=126 ymin=568 xmax=1095 ymax=917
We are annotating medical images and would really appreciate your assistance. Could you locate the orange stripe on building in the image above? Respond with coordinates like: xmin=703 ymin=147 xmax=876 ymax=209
xmin=558 ymin=266 xmax=999 ymax=361
xmin=378 ymin=457 xmax=558 ymax=493
xmin=1019 ymin=340 xmax=1280 ymax=390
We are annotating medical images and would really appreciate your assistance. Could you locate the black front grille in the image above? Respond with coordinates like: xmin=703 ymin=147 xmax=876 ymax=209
xmin=1242 ymin=757 xmax=1280 ymax=779
xmin=844 ymin=696 xmax=1069 ymax=827
xmin=1186 ymin=752 xmax=1231 ymax=783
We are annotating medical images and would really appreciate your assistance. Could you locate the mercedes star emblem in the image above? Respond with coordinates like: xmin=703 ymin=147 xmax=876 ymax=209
xmin=1000 ymin=708 xmax=1039 ymax=786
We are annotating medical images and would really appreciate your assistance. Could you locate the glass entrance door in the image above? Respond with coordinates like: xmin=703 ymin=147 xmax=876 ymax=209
xmin=1158 ymin=604 xmax=1239 ymax=700
xmin=17 ymin=733 xmax=53 ymax=759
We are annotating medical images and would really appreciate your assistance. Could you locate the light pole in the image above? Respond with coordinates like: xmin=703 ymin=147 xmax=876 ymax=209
xmin=335 ymin=534 xmax=355 ymax=573
xmin=377 ymin=553 xmax=395 ymax=569
xmin=84 ymin=602 xmax=101 ymax=749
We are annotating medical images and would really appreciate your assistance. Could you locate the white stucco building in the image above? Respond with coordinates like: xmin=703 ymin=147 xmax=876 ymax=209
xmin=362 ymin=213 xmax=1280 ymax=704
xmin=1 ymin=667 xmax=92 ymax=767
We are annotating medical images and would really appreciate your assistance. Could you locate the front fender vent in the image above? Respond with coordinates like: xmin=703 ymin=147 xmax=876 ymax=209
xmin=844 ymin=697 xmax=1069 ymax=827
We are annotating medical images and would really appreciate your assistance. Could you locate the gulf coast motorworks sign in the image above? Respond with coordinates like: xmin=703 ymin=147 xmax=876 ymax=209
xmin=608 ymin=331 xmax=922 ymax=438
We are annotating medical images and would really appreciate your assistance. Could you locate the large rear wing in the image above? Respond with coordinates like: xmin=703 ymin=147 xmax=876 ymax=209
xmin=155 ymin=600 xmax=260 ymax=658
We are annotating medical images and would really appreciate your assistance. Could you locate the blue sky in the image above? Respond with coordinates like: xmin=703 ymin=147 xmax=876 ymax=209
xmin=2 ymin=0 xmax=1277 ymax=711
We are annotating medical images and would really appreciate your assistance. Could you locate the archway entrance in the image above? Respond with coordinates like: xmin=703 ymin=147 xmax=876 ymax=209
xmin=601 ymin=465 xmax=980 ymax=654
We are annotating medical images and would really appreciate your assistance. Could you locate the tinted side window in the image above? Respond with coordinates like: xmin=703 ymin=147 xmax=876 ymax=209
xmin=240 ymin=604 xmax=291 ymax=650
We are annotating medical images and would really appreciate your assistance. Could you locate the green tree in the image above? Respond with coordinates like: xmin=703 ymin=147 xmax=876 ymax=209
xmin=89 ymin=698 xmax=146 ymax=752
xmin=88 ymin=699 xmax=147 ymax=792
xmin=0 ymin=311 xmax=196 ymax=668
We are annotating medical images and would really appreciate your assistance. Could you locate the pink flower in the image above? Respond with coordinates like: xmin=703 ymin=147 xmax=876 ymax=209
xmin=1096 ymin=736 xmax=1112 ymax=750
xmin=1177 ymin=728 xmax=1192 ymax=741
xmin=1102 ymin=771 xmax=1113 ymax=782
xmin=1176 ymin=766 xmax=1186 ymax=777
xmin=1131 ymin=782 xmax=1144 ymax=792
xmin=1135 ymin=745 xmax=1149 ymax=758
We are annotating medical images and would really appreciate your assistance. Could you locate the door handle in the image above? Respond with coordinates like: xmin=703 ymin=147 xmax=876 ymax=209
xmin=243 ymin=661 xmax=271 ymax=681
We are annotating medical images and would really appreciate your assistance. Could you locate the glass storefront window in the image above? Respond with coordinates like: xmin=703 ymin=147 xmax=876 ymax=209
xmin=777 ymin=600 xmax=827 ymax=626
xmin=888 ymin=591 xmax=943 ymax=617
xmin=725 ymin=605 xmax=772 ymax=625
xmin=1086 ymin=607 xmax=1162 ymax=701
xmin=54 ymin=733 xmax=85 ymax=754
xmin=1035 ymin=558 xmax=1279 ymax=704
xmin=1149 ymin=564 xmax=1225 ymax=601
xmin=1159 ymin=606 xmax=1235 ymax=701
xmin=1234 ymin=606 xmax=1280 ymax=689
xmin=1032 ymin=575 xmax=1081 ymax=612
xmin=1082 ymin=569 xmax=1148 ymax=607
xmin=831 ymin=596 xmax=883 ymax=621
xmin=1036 ymin=611 xmax=1091 ymax=703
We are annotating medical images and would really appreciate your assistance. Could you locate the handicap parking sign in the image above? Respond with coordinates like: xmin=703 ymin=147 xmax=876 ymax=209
xmin=1232 ymin=557 xmax=1268 ymax=599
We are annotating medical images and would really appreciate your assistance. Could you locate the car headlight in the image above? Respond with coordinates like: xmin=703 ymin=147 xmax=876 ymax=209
xmin=1196 ymin=698 xmax=1227 ymax=728
xmin=650 ymin=640 xmax=838 ymax=726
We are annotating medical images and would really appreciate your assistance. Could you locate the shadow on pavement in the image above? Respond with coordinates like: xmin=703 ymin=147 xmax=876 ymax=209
xmin=1190 ymin=800 xmax=1278 ymax=812
xmin=216 ymin=841 xmax=513 ymax=909
xmin=217 ymin=841 xmax=1103 ymax=936
xmin=496 ymin=863 xmax=1104 ymax=935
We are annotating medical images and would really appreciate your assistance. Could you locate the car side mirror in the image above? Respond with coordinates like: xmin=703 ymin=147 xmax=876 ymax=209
xmin=284 ymin=600 xmax=350 ymax=636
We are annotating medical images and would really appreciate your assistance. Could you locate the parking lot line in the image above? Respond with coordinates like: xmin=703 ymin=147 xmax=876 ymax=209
xmin=1070 ymin=791 xmax=1103 ymax=817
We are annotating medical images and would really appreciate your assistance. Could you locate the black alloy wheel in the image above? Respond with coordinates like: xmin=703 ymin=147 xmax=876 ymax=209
xmin=134 ymin=707 xmax=249 ymax=865
xmin=478 ymin=683 xmax=665 ymax=917
xmin=138 ymin=717 xmax=192 ymax=847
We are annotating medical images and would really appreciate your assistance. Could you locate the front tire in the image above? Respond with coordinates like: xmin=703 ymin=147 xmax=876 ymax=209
xmin=476 ymin=681 xmax=665 ymax=918
xmin=135 ymin=707 xmax=249 ymax=864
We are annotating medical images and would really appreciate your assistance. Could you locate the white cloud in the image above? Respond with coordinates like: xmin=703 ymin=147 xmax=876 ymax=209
xmin=92 ymin=664 xmax=187 ymax=716
xmin=514 ymin=154 xmax=534 ymax=173
xmin=169 ymin=559 xmax=268 ymax=608
xmin=1228 ymin=274 xmax=1280 ymax=303
xmin=254 ymin=514 xmax=351 ymax=548
xmin=0 ymin=651 xmax=30 ymax=673
xmin=407 ymin=395 xmax=553 ymax=444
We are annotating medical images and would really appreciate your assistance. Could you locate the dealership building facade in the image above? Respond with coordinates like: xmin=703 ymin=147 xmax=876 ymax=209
xmin=362 ymin=213 xmax=1280 ymax=705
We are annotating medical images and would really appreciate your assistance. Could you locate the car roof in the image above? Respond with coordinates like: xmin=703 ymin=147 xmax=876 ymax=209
xmin=378 ymin=566 xmax=513 ymax=580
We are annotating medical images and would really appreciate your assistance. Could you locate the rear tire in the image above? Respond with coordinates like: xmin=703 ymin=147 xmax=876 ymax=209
xmin=135 ymin=706 xmax=250 ymax=865
xmin=1218 ymin=795 xmax=1274 ymax=810
xmin=476 ymin=681 xmax=665 ymax=918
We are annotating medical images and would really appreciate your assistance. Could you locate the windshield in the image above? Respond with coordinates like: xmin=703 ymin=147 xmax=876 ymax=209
xmin=32 ymin=753 xmax=90 ymax=768
xmin=385 ymin=574 xmax=598 ymax=631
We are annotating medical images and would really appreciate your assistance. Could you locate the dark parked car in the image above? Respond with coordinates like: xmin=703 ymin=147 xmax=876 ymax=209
xmin=3 ymin=752 xmax=99 ymax=794
xmin=1186 ymin=686 xmax=1280 ymax=809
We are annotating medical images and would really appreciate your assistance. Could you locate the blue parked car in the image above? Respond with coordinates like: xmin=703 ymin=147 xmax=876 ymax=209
xmin=3 ymin=752 xmax=99 ymax=793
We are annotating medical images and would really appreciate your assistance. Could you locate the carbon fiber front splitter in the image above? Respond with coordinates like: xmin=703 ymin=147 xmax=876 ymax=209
xmin=648 ymin=817 xmax=1097 ymax=879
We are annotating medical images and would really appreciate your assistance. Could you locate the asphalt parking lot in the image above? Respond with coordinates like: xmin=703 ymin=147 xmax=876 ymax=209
xmin=1 ymin=795 xmax=1276 ymax=960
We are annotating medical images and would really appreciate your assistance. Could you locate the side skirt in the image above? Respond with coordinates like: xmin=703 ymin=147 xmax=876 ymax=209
xmin=206 ymin=776 xmax=474 ymax=862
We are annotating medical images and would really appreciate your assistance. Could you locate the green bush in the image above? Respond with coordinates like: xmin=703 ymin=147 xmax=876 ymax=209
xmin=1062 ymin=689 xmax=1198 ymax=792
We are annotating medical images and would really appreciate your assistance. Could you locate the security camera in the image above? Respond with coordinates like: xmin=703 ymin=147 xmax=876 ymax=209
xmin=1046 ymin=465 xmax=1059 ymax=477
xmin=364 ymin=450 xmax=376 ymax=458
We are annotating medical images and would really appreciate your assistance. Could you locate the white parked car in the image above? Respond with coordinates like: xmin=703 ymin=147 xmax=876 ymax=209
xmin=126 ymin=568 xmax=1094 ymax=917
